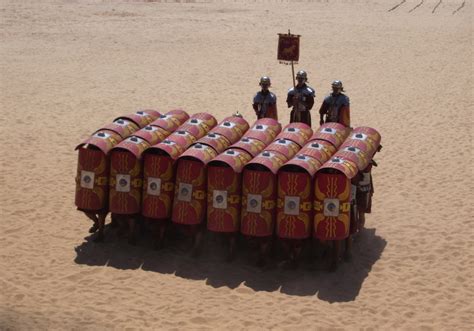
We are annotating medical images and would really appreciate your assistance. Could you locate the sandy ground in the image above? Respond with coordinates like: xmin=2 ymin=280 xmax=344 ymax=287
xmin=0 ymin=0 xmax=472 ymax=329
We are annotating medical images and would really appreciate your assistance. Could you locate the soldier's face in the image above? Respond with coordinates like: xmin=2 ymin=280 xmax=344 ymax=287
xmin=296 ymin=77 xmax=305 ymax=85
xmin=332 ymin=86 xmax=341 ymax=94
xmin=261 ymin=83 xmax=270 ymax=90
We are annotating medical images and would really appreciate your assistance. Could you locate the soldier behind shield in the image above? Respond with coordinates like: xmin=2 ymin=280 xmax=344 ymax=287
xmin=252 ymin=76 xmax=278 ymax=120
xmin=286 ymin=70 xmax=316 ymax=127
xmin=319 ymin=80 xmax=351 ymax=127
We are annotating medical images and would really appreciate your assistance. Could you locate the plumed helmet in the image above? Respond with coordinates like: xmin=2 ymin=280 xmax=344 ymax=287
xmin=332 ymin=80 xmax=343 ymax=89
xmin=259 ymin=76 xmax=271 ymax=86
xmin=296 ymin=70 xmax=308 ymax=81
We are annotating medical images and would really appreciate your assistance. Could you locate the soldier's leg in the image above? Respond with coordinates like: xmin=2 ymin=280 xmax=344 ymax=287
xmin=84 ymin=212 xmax=99 ymax=233
xmin=93 ymin=211 xmax=106 ymax=243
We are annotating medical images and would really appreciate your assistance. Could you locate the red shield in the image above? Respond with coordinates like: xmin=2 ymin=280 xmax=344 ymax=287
xmin=310 ymin=123 xmax=351 ymax=149
xmin=240 ymin=150 xmax=288 ymax=237
xmin=275 ymin=122 xmax=313 ymax=147
xmin=131 ymin=125 xmax=170 ymax=145
xmin=109 ymin=137 xmax=150 ymax=214
xmin=243 ymin=118 xmax=282 ymax=145
xmin=207 ymin=149 xmax=253 ymax=233
xmin=75 ymin=130 xmax=123 ymax=211
xmin=141 ymin=139 xmax=187 ymax=220
xmin=150 ymin=109 xmax=189 ymax=133
xmin=141 ymin=152 xmax=177 ymax=220
xmin=166 ymin=131 xmax=197 ymax=150
xmin=264 ymin=138 xmax=301 ymax=161
xmin=99 ymin=119 xmax=139 ymax=139
xmin=114 ymin=109 xmax=161 ymax=128
xmin=299 ymin=140 xmax=337 ymax=165
xmin=341 ymin=127 xmax=381 ymax=157
xmin=277 ymin=33 xmax=300 ymax=62
xmin=241 ymin=169 xmax=277 ymax=237
xmin=177 ymin=113 xmax=217 ymax=140
xmin=171 ymin=144 xmax=218 ymax=225
xmin=334 ymin=147 xmax=370 ymax=171
xmin=276 ymin=166 xmax=316 ymax=239
xmin=313 ymin=158 xmax=358 ymax=240
xmin=230 ymin=137 xmax=266 ymax=157
xmin=196 ymin=133 xmax=231 ymax=154
xmin=211 ymin=116 xmax=250 ymax=144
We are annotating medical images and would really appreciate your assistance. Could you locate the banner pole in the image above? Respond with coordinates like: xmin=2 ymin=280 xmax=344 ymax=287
xmin=289 ymin=29 xmax=296 ymax=88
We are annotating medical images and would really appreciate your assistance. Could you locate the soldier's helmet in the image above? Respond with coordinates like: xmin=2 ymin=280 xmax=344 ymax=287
xmin=296 ymin=70 xmax=308 ymax=82
xmin=332 ymin=80 xmax=343 ymax=90
xmin=259 ymin=76 xmax=271 ymax=87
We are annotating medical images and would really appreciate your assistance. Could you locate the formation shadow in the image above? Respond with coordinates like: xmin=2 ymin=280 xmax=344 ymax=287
xmin=74 ymin=225 xmax=386 ymax=302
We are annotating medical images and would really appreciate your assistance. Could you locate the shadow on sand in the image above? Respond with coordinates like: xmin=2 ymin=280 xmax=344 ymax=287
xmin=74 ymin=226 xmax=386 ymax=302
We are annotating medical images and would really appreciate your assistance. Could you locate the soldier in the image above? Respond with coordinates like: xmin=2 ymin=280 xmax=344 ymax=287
xmin=286 ymin=70 xmax=316 ymax=126
xmin=319 ymin=80 xmax=351 ymax=127
xmin=252 ymin=76 xmax=278 ymax=120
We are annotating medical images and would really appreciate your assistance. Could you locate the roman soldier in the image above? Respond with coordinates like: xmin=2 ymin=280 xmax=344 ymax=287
xmin=286 ymin=70 xmax=316 ymax=126
xmin=252 ymin=76 xmax=278 ymax=120
xmin=319 ymin=80 xmax=350 ymax=127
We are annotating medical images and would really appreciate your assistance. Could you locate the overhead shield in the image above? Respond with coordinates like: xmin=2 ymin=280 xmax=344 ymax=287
xmin=207 ymin=148 xmax=253 ymax=233
xmin=211 ymin=116 xmax=250 ymax=144
xmin=166 ymin=130 xmax=197 ymax=150
xmin=240 ymin=150 xmax=288 ymax=237
xmin=276 ymin=155 xmax=322 ymax=240
xmin=230 ymin=137 xmax=266 ymax=158
xmin=178 ymin=113 xmax=217 ymax=140
xmin=298 ymin=140 xmax=337 ymax=165
xmin=242 ymin=118 xmax=282 ymax=145
xmin=275 ymin=122 xmax=313 ymax=148
xmin=310 ymin=122 xmax=351 ymax=149
xmin=99 ymin=119 xmax=140 ymax=139
xmin=114 ymin=109 xmax=161 ymax=128
xmin=141 ymin=140 xmax=186 ymax=220
xmin=333 ymin=146 xmax=370 ymax=172
xmin=75 ymin=130 xmax=123 ymax=211
xmin=171 ymin=144 xmax=218 ymax=225
xmin=196 ymin=133 xmax=231 ymax=154
xmin=264 ymin=138 xmax=301 ymax=160
xmin=313 ymin=157 xmax=358 ymax=241
xmin=109 ymin=136 xmax=150 ymax=215
xmin=150 ymin=109 xmax=189 ymax=133
xmin=340 ymin=127 xmax=382 ymax=157
xmin=131 ymin=125 xmax=170 ymax=145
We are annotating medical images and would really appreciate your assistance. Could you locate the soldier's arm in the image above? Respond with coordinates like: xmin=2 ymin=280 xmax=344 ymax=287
xmin=319 ymin=100 xmax=328 ymax=124
xmin=306 ymin=95 xmax=315 ymax=111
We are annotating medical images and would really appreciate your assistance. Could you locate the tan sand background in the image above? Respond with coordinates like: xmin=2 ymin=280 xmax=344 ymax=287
xmin=0 ymin=0 xmax=472 ymax=329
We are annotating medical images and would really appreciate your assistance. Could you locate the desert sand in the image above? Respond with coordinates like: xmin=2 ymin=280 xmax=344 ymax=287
xmin=0 ymin=0 xmax=472 ymax=329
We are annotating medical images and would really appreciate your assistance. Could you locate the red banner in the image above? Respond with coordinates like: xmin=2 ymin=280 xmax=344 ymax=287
xmin=278 ymin=33 xmax=300 ymax=63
